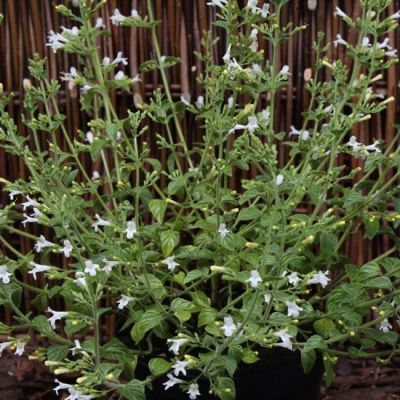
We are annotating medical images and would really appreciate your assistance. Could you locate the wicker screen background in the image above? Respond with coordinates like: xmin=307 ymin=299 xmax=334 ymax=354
xmin=0 ymin=0 xmax=399 ymax=329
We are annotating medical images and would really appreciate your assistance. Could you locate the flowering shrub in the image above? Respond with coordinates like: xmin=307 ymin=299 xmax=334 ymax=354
xmin=1 ymin=0 xmax=400 ymax=399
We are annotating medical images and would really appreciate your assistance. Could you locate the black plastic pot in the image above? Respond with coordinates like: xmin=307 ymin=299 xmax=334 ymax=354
xmin=144 ymin=348 xmax=323 ymax=400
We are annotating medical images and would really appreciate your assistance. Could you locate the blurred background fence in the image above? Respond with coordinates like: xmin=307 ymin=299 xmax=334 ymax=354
xmin=0 ymin=0 xmax=399 ymax=335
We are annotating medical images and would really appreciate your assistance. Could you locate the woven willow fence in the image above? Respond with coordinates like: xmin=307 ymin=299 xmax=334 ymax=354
xmin=0 ymin=0 xmax=399 ymax=334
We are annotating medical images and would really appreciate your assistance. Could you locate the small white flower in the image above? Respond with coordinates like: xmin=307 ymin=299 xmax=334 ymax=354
xmin=379 ymin=318 xmax=393 ymax=333
xmin=131 ymin=9 xmax=140 ymax=19
xmin=163 ymin=373 xmax=183 ymax=391
xmin=276 ymin=174 xmax=284 ymax=186
xmin=334 ymin=34 xmax=348 ymax=47
xmin=161 ymin=256 xmax=180 ymax=272
xmin=207 ymin=0 xmax=227 ymax=8
xmin=334 ymin=6 xmax=348 ymax=19
xmin=73 ymin=271 xmax=86 ymax=287
xmin=92 ymin=171 xmax=100 ymax=180
xmin=132 ymin=74 xmax=141 ymax=83
xmin=180 ymin=95 xmax=191 ymax=106
xmin=15 ymin=342 xmax=25 ymax=356
xmin=362 ymin=37 xmax=371 ymax=48
xmin=218 ymin=223 xmax=229 ymax=238
xmin=307 ymin=270 xmax=331 ymax=288
xmin=46 ymin=30 xmax=69 ymax=53
xmin=227 ymin=96 xmax=234 ymax=108
xmin=85 ymin=131 xmax=94 ymax=144
xmin=275 ymin=329 xmax=293 ymax=350
xmin=386 ymin=49 xmax=398 ymax=58
xmin=187 ymin=383 xmax=201 ymax=399
xmin=260 ymin=3 xmax=270 ymax=17
xmin=47 ymin=307 xmax=69 ymax=329
xmin=70 ymin=339 xmax=81 ymax=356
xmin=279 ymin=65 xmax=291 ymax=77
xmin=61 ymin=26 xmax=79 ymax=37
xmin=117 ymin=295 xmax=133 ymax=310
xmin=285 ymin=301 xmax=303 ymax=318
xmin=103 ymin=260 xmax=118 ymax=274
xmin=113 ymin=51 xmax=128 ymax=65
xmin=195 ymin=96 xmax=204 ymax=109
xmin=102 ymin=57 xmax=111 ymax=66
xmin=84 ymin=260 xmax=99 ymax=277
xmin=227 ymin=58 xmax=242 ymax=74
xmin=0 ymin=341 xmax=11 ymax=356
xmin=29 ymin=262 xmax=51 ymax=280
xmin=246 ymin=0 xmax=259 ymax=14
xmin=22 ymin=213 xmax=39 ymax=226
xmin=247 ymin=270 xmax=262 ymax=289
xmin=34 ymin=235 xmax=55 ymax=253
xmin=264 ymin=293 xmax=272 ymax=304
xmin=167 ymin=338 xmax=187 ymax=355
xmin=54 ymin=379 xmax=73 ymax=395
xmin=378 ymin=37 xmax=391 ymax=49
xmin=261 ymin=108 xmax=270 ymax=122
xmin=346 ymin=135 xmax=361 ymax=150
xmin=8 ymin=190 xmax=22 ymax=200
xmin=222 ymin=316 xmax=237 ymax=337
xmin=81 ymin=84 xmax=92 ymax=94
xmin=0 ymin=265 xmax=12 ymax=284
xmin=365 ymin=140 xmax=381 ymax=153
xmin=124 ymin=220 xmax=137 ymax=239
xmin=95 ymin=17 xmax=105 ymax=28
xmin=229 ymin=115 xmax=259 ymax=135
xmin=390 ymin=10 xmax=400 ymax=19
xmin=91 ymin=213 xmax=111 ymax=232
xmin=22 ymin=195 xmax=40 ymax=210
xmin=289 ymin=125 xmax=310 ymax=140
xmin=288 ymin=271 xmax=300 ymax=286
xmin=61 ymin=66 xmax=78 ymax=82
xmin=61 ymin=239 xmax=73 ymax=258
xmin=110 ymin=8 xmax=126 ymax=25
xmin=172 ymin=360 xmax=188 ymax=376
xmin=114 ymin=70 xmax=126 ymax=80
xmin=249 ymin=28 xmax=259 ymax=52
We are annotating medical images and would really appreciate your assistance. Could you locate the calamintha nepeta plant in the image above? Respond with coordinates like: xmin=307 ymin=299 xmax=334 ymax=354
xmin=1 ymin=0 xmax=400 ymax=399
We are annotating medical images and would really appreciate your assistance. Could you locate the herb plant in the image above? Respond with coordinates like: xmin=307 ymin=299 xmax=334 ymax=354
xmin=1 ymin=0 xmax=400 ymax=399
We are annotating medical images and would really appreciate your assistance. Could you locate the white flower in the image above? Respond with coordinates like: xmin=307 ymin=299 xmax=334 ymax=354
xmin=70 ymin=339 xmax=81 ymax=356
xmin=207 ymin=0 xmax=227 ymax=8
xmin=8 ymin=190 xmax=22 ymax=200
xmin=113 ymin=51 xmax=128 ymax=65
xmin=386 ymin=49 xmax=398 ymax=58
xmin=47 ymin=307 xmax=69 ymax=329
xmin=114 ymin=70 xmax=126 ymax=80
xmin=276 ymin=174 xmax=284 ymax=186
xmin=261 ymin=108 xmax=270 ymax=122
xmin=365 ymin=140 xmax=381 ymax=153
xmin=288 ymin=271 xmax=300 ymax=286
xmin=92 ymin=171 xmax=100 ymax=180
xmin=46 ymin=30 xmax=69 ymax=53
xmin=84 ymin=260 xmax=99 ymax=277
xmin=275 ymin=329 xmax=293 ymax=350
xmin=247 ymin=270 xmax=262 ymax=288
xmin=378 ymin=38 xmax=390 ymax=49
xmin=15 ymin=342 xmax=25 ymax=356
xmin=180 ymin=95 xmax=191 ymax=106
xmin=334 ymin=6 xmax=348 ymax=19
xmin=102 ymin=56 xmax=111 ymax=65
xmin=95 ymin=17 xmax=105 ymax=28
xmin=0 ymin=265 xmax=12 ymax=284
xmin=390 ymin=10 xmax=400 ymax=19
xmin=172 ymin=360 xmax=188 ymax=376
xmin=110 ymin=8 xmax=126 ymax=25
xmin=117 ymin=295 xmax=133 ymax=310
xmin=260 ymin=3 xmax=270 ymax=17
xmin=227 ymin=96 xmax=234 ymax=108
xmin=34 ymin=235 xmax=55 ymax=253
xmin=103 ymin=260 xmax=118 ymax=274
xmin=54 ymin=379 xmax=73 ymax=395
xmin=229 ymin=115 xmax=259 ymax=135
xmin=73 ymin=272 xmax=86 ymax=287
xmin=285 ymin=301 xmax=303 ymax=318
xmin=131 ymin=9 xmax=140 ymax=19
xmin=264 ymin=293 xmax=272 ymax=304
xmin=61 ymin=26 xmax=79 ymax=37
xmin=29 ymin=262 xmax=51 ymax=280
xmin=247 ymin=0 xmax=259 ymax=13
xmin=218 ymin=223 xmax=229 ymax=238
xmin=132 ymin=74 xmax=141 ymax=83
xmin=22 ymin=213 xmax=39 ymax=226
xmin=161 ymin=256 xmax=180 ymax=272
xmin=379 ymin=318 xmax=392 ymax=333
xmin=163 ymin=374 xmax=183 ymax=390
xmin=362 ymin=37 xmax=371 ymax=48
xmin=222 ymin=316 xmax=237 ymax=337
xmin=91 ymin=213 xmax=111 ymax=232
xmin=279 ymin=65 xmax=291 ymax=77
xmin=187 ymin=383 xmax=201 ymax=400
xmin=334 ymin=34 xmax=348 ymax=47
xmin=0 ymin=341 xmax=11 ymax=356
xmin=289 ymin=125 xmax=310 ymax=140
xmin=61 ymin=239 xmax=73 ymax=258
xmin=195 ymin=96 xmax=204 ymax=109
xmin=81 ymin=84 xmax=92 ymax=94
xmin=227 ymin=58 xmax=242 ymax=74
xmin=167 ymin=338 xmax=187 ymax=355
xmin=346 ymin=135 xmax=361 ymax=150
xmin=307 ymin=270 xmax=331 ymax=288
xmin=85 ymin=131 xmax=94 ymax=144
xmin=124 ymin=220 xmax=137 ymax=239
xmin=249 ymin=28 xmax=259 ymax=52
xmin=22 ymin=195 xmax=40 ymax=210
xmin=61 ymin=66 xmax=78 ymax=82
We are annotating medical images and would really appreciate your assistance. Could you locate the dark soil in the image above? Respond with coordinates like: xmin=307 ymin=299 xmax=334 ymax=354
xmin=1 ymin=351 xmax=400 ymax=399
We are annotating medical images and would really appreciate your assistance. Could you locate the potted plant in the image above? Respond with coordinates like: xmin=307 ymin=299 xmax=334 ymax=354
xmin=0 ymin=0 xmax=400 ymax=399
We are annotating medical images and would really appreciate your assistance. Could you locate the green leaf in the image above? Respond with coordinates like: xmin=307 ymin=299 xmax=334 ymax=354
xmin=130 ymin=322 xmax=146 ymax=344
xmin=160 ymin=230 xmax=179 ymax=257
xmin=313 ymin=318 xmax=336 ymax=339
xmin=365 ymin=217 xmax=379 ymax=240
xmin=301 ymin=348 xmax=316 ymax=374
xmin=241 ymin=348 xmax=259 ymax=364
xmin=214 ymin=377 xmax=236 ymax=400
xmin=171 ymin=298 xmax=196 ymax=312
xmin=89 ymin=139 xmax=105 ymax=161
xmin=131 ymin=309 xmax=164 ymax=343
xmin=198 ymin=308 xmax=217 ymax=327
xmin=319 ymin=232 xmax=338 ymax=258
xmin=148 ymin=358 xmax=171 ymax=376
xmin=237 ymin=206 xmax=262 ymax=221
xmin=118 ymin=379 xmax=145 ymax=400
xmin=31 ymin=315 xmax=54 ymax=337
xmin=174 ymin=310 xmax=192 ymax=323
xmin=149 ymin=199 xmax=167 ymax=224
xmin=323 ymin=355 xmax=335 ymax=387
xmin=303 ymin=335 xmax=328 ymax=352
xmin=47 ymin=344 xmax=69 ymax=361
xmin=191 ymin=291 xmax=211 ymax=308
